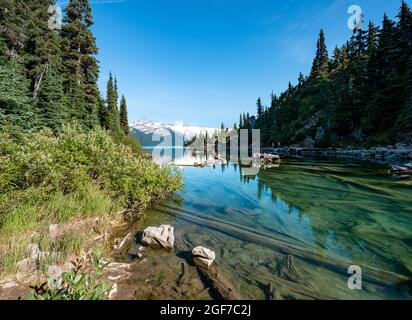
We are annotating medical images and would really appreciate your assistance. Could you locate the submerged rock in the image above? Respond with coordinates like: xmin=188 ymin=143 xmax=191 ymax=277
xmin=192 ymin=246 xmax=216 ymax=270
xmin=389 ymin=164 xmax=412 ymax=178
xmin=142 ymin=225 xmax=175 ymax=250
xmin=252 ymin=153 xmax=281 ymax=170
xmin=127 ymin=246 xmax=145 ymax=260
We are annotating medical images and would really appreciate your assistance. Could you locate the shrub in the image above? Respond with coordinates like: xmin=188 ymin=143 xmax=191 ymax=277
xmin=0 ymin=123 xmax=182 ymax=211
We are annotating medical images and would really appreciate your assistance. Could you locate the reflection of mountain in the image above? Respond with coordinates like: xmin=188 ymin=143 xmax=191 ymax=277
xmin=130 ymin=118 xmax=216 ymax=147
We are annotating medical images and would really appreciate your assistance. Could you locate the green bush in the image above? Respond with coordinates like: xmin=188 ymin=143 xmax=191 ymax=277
xmin=0 ymin=123 xmax=182 ymax=243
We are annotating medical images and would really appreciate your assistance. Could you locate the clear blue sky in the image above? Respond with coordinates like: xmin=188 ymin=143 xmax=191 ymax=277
xmin=80 ymin=0 xmax=403 ymax=127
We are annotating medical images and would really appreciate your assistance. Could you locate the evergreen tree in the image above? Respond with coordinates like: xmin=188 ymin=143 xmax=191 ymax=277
xmin=105 ymin=72 xmax=121 ymax=133
xmin=256 ymin=98 xmax=263 ymax=127
xmin=37 ymin=62 xmax=66 ymax=131
xmin=61 ymin=0 xmax=100 ymax=128
xmin=119 ymin=95 xmax=129 ymax=135
xmin=311 ymin=30 xmax=329 ymax=78
xmin=0 ymin=59 xmax=36 ymax=130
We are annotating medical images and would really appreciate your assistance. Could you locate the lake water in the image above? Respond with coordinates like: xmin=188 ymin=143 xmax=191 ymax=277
xmin=139 ymin=147 xmax=412 ymax=300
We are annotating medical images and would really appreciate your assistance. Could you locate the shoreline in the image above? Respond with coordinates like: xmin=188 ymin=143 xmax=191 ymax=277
xmin=260 ymin=145 xmax=412 ymax=166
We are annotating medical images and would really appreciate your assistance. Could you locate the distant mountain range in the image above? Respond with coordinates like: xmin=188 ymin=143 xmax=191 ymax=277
xmin=130 ymin=118 xmax=217 ymax=147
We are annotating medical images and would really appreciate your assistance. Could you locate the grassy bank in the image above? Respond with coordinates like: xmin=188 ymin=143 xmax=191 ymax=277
xmin=0 ymin=124 xmax=182 ymax=279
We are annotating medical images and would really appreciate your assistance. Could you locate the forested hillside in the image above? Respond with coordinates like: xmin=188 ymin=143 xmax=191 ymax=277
xmin=0 ymin=0 xmax=129 ymax=136
xmin=238 ymin=1 xmax=412 ymax=148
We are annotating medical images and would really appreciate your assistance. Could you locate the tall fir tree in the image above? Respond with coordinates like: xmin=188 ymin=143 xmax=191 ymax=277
xmin=311 ymin=30 xmax=329 ymax=78
xmin=119 ymin=95 xmax=129 ymax=135
xmin=105 ymin=72 xmax=121 ymax=133
xmin=0 ymin=59 xmax=37 ymax=130
xmin=256 ymin=98 xmax=263 ymax=128
xmin=61 ymin=0 xmax=100 ymax=128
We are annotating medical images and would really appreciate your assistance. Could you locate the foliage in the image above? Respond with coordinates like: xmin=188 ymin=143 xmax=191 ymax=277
xmin=28 ymin=250 xmax=110 ymax=300
xmin=0 ymin=123 xmax=182 ymax=212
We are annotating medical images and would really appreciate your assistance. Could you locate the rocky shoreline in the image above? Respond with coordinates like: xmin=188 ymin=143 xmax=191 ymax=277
xmin=260 ymin=144 xmax=412 ymax=166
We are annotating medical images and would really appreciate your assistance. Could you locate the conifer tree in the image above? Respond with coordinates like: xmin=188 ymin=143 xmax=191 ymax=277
xmin=256 ymin=98 xmax=263 ymax=127
xmin=61 ymin=0 xmax=100 ymax=128
xmin=37 ymin=62 xmax=66 ymax=131
xmin=119 ymin=95 xmax=129 ymax=135
xmin=105 ymin=73 xmax=121 ymax=133
xmin=311 ymin=30 xmax=329 ymax=78
xmin=0 ymin=59 xmax=37 ymax=130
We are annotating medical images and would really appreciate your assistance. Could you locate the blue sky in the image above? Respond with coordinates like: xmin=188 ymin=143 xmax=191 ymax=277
xmin=80 ymin=0 xmax=403 ymax=127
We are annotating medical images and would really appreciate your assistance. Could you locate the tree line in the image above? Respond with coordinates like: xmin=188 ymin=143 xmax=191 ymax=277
xmin=0 ymin=0 xmax=129 ymax=136
xmin=237 ymin=1 xmax=412 ymax=148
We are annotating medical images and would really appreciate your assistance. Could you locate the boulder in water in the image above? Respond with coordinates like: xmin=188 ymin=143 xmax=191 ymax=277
xmin=141 ymin=225 xmax=175 ymax=250
xmin=192 ymin=246 xmax=216 ymax=270
xmin=252 ymin=153 xmax=281 ymax=169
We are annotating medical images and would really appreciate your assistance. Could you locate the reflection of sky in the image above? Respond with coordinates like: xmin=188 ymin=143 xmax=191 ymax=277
xmin=165 ymin=148 xmax=319 ymax=249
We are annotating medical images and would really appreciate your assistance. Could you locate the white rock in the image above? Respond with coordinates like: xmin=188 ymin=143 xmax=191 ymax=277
xmin=192 ymin=246 xmax=216 ymax=270
xmin=192 ymin=246 xmax=216 ymax=260
xmin=49 ymin=224 xmax=60 ymax=239
xmin=141 ymin=225 xmax=174 ymax=250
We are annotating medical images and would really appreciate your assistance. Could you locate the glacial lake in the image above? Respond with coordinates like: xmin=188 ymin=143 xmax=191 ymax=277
xmin=137 ymin=147 xmax=412 ymax=300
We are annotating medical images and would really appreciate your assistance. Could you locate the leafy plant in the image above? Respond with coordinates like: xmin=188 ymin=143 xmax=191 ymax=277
xmin=28 ymin=250 xmax=110 ymax=301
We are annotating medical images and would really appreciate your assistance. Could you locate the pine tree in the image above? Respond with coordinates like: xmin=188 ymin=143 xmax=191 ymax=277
xmin=311 ymin=30 xmax=329 ymax=78
xmin=119 ymin=95 xmax=129 ymax=135
xmin=37 ymin=62 xmax=66 ymax=131
xmin=256 ymin=98 xmax=263 ymax=128
xmin=22 ymin=1 xmax=66 ymax=131
xmin=0 ymin=59 xmax=37 ymax=130
xmin=331 ymin=46 xmax=341 ymax=70
xmin=105 ymin=73 xmax=121 ymax=133
xmin=61 ymin=0 xmax=100 ymax=128
xmin=0 ymin=0 xmax=28 ymax=59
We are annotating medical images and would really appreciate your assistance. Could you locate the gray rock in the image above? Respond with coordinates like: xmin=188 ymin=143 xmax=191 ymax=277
xmin=127 ymin=246 xmax=145 ymax=259
xmin=141 ymin=225 xmax=175 ymax=250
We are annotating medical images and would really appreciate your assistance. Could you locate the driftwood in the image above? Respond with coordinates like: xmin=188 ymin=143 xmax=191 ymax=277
xmin=278 ymin=255 xmax=303 ymax=283
xmin=160 ymin=204 xmax=410 ymax=290
xmin=174 ymin=238 xmax=242 ymax=300
xmin=196 ymin=265 xmax=242 ymax=300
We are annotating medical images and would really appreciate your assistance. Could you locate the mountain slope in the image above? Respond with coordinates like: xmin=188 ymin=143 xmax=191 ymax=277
xmin=130 ymin=118 xmax=216 ymax=147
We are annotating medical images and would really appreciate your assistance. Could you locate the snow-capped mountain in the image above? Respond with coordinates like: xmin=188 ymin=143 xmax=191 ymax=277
xmin=130 ymin=118 xmax=217 ymax=147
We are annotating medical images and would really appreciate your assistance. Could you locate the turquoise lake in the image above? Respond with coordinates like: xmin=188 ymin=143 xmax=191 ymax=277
xmin=140 ymin=148 xmax=412 ymax=300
